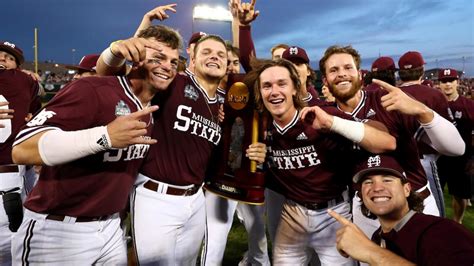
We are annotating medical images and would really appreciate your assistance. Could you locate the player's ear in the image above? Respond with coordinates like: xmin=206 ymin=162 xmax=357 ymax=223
xmin=403 ymin=182 xmax=411 ymax=198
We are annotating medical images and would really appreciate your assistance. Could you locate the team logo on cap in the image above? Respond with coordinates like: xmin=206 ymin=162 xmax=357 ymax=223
xmin=184 ymin=84 xmax=199 ymax=101
xmin=289 ymin=47 xmax=298 ymax=55
xmin=367 ymin=155 xmax=381 ymax=168
xmin=443 ymin=69 xmax=451 ymax=76
xmin=2 ymin=41 xmax=16 ymax=49
xmin=115 ymin=100 xmax=131 ymax=116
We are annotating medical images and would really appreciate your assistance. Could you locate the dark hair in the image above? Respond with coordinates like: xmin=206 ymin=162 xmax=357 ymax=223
xmin=369 ymin=69 xmax=397 ymax=86
xmin=398 ymin=66 xmax=424 ymax=82
xmin=193 ymin=34 xmax=227 ymax=56
xmin=244 ymin=59 xmax=307 ymax=113
xmin=137 ymin=25 xmax=183 ymax=52
xmin=319 ymin=45 xmax=361 ymax=77
xmin=225 ymin=41 xmax=240 ymax=58
xmin=359 ymin=180 xmax=425 ymax=218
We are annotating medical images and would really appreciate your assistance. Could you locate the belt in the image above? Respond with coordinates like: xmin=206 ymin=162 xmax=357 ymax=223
xmin=143 ymin=180 xmax=200 ymax=196
xmin=0 ymin=165 xmax=18 ymax=173
xmin=296 ymin=195 xmax=345 ymax=211
xmin=45 ymin=214 xmax=110 ymax=223
xmin=418 ymin=187 xmax=431 ymax=200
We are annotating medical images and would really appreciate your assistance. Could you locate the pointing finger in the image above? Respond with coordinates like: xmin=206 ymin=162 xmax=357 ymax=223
xmin=328 ymin=209 xmax=351 ymax=226
xmin=129 ymin=105 xmax=159 ymax=119
xmin=372 ymin=79 xmax=398 ymax=92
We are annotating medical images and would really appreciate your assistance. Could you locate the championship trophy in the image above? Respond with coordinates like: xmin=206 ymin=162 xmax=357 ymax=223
xmin=204 ymin=73 xmax=265 ymax=204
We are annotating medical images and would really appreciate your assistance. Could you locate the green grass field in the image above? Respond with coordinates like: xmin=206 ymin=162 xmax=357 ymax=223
xmin=222 ymin=189 xmax=474 ymax=265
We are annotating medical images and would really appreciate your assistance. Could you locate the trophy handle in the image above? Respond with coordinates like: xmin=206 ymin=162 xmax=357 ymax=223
xmin=250 ymin=110 xmax=259 ymax=173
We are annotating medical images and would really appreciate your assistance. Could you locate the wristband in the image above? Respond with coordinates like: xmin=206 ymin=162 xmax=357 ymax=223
xmin=102 ymin=45 xmax=126 ymax=67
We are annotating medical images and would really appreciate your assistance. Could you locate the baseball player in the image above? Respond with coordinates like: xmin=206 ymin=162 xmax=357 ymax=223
xmin=364 ymin=56 xmax=397 ymax=91
xmin=245 ymin=59 xmax=396 ymax=265
xmin=330 ymin=153 xmax=474 ymax=265
xmin=0 ymin=40 xmax=40 ymax=266
xmin=9 ymin=25 xmax=181 ymax=264
xmin=201 ymin=42 xmax=270 ymax=266
xmin=397 ymin=51 xmax=458 ymax=217
xmin=65 ymin=54 xmax=100 ymax=81
xmin=98 ymin=30 xmax=267 ymax=264
xmin=437 ymin=68 xmax=474 ymax=224
xmin=318 ymin=45 xmax=464 ymax=239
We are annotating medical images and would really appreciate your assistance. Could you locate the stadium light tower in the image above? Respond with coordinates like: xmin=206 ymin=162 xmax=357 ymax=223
xmin=192 ymin=4 xmax=233 ymax=33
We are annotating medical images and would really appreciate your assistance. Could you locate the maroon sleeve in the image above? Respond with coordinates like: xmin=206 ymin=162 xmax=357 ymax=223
xmin=239 ymin=25 xmax=256 ymax=73
xmin=29 ymin=82 xmax=41 ymax=114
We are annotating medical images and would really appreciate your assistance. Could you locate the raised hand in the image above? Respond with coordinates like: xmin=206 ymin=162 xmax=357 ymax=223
xmin=234 ymin=0 xmax=260 ymax=26
xmin=374 ymin=79 xmax=433 ymax=123
xmin=110 ymin=37 xmax=165 ymax=63
xmin=107 ymin=105 xmax=159 ymax=148
xmin=135 ymin=4 xmax=178 ymax=36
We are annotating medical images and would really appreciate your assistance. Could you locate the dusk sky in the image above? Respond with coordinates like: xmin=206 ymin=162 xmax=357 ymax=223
xmin=3 ymin=0 xmax=473 ymax=76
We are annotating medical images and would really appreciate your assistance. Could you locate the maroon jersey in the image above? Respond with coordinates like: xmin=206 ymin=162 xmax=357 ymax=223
xmin=13 ymin=76 xmax=152 ymax=217
xmin=265 ymin=108 xmax=358 ymax=204
xmin=344 ymin=90 xmax=427 ymax=190
xmin=0 ymin=69 xmax=40 ymax=165
xmin=446 ymin=95 xmax=474 ymax=158
xmin=372 ymin=211 xmax=474 ymax=265
xmin=303 ymin=86 xmax=327 ymax=107
xmin=140 ymin=73 xmax=222 ymax=186
xmin=399 ymin=83 xmax=453 ymax=154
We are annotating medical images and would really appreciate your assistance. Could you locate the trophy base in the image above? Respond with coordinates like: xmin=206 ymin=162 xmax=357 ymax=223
xmin=204 ymin=171 xmax=265 ymax=205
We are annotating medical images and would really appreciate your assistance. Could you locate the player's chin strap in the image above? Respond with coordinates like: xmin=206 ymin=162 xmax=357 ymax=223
xmin=38 ymin=126 xmax=111 ymax=166
xmin=330 ymin=116 xmax=364 ymax=143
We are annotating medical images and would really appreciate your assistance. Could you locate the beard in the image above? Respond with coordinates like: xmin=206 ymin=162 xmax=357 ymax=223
xmin=328 ymin=78 xmax=362 ymax=103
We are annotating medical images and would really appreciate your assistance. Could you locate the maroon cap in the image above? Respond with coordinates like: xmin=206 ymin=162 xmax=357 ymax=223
xmin=65 ymin=54 xmax=100 ymax=72
xmin=353 ymin=154 xmax=407 ymax=183
xmin=188 ymin=32 xmax=207 ymax=47
xmin=0 ymin=40 xmax=24 ymax=65
xmin=282 ymin=46 xmax=309 ymax=64
xmin=371 ymin=56 xmax=397 ymax=72
xmin=438 ymin=68 xmax=459 ymax=81
xmin=398 ymin=51 xmax=425 ymax=70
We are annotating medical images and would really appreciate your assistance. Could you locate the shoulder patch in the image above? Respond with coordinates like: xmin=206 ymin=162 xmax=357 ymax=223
xmin=115 ymin=100 xmax=131 ymax=116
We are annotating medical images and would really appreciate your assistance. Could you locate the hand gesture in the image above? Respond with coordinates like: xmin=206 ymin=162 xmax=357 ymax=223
xmin=110 ymin=37 xmax=165 ymax=63
xmin=328 ymin=209 xmax=377 ymax=262
xmin=107 ymin=105 xmax=159 ymax=148
xmin=374 ymin=79 xmax=434 ymax=123
xmin=135 ymin=4 xmax=178 ymax=36
xmin=230 ymin=0 xmax=260 ymax=26
xmin=246 ymin=142 xmax=266 ymax=164
xmin=300 ymin=106 xmax=333 ymax=130
xmin=0 ymin=101 xmax=14 ymax=120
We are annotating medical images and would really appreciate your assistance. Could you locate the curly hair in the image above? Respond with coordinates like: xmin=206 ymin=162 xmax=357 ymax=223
xmin=319 ymin=45 xmax=361 ymax=77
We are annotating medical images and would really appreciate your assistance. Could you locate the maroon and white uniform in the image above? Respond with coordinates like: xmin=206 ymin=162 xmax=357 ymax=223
xmin=266 ymin=108 xmax=358 ymax=265
xmin=399 ymin=83 xmax=453 ymax=216
xmin=372 ymin=211 xmax=474 ymax=265
xmin=131 ymin=73 xmax=223 ymax=265
xmin=11 ymin=76 xmax=152 ymax=264
xmin=438 ymin=95 xmax=474 ymax=199
xmin=0 ymin=69 xmax=39 ymax=265
xmin=347 ymin=89 xmax=438 ymax=241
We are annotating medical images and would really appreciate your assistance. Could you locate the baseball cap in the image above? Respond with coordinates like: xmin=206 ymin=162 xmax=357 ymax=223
xmin=438 ymin=68 xmax=459 ymax=81
xmin=282 ymin=46 xmax=309 ymax=64
xmin=65 ymin=54 xmax=100 ymax=72
xmin=0 ymin=40 xmax=24 ymax=65
xmin=188 ymin=32 xmax=207 ymax=47
xmin=353 ymin=154 xmax=407 ymax=183
xmin=398 ymin=51 xmax=425 ymax=70
xmin=371 ymin=57 xmax=397 ymax=72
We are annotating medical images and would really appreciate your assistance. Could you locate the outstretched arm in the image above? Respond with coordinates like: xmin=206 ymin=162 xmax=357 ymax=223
xmin=300 ymin=106 xmax=396 ymax=153
xmin=12 ymin=106 xmax=158 ymax=166
xmin=328 ymin=209 xmax=415 ymax=266
xmin=134 ymin=4 xmax=177 ymax=37
xmin=374 ymin=79 xmax=465 ymax=156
